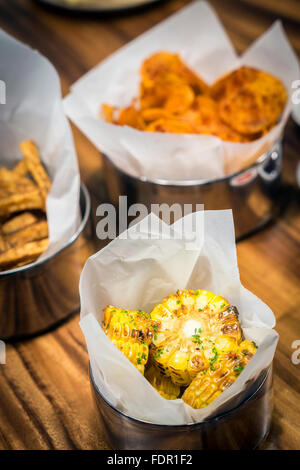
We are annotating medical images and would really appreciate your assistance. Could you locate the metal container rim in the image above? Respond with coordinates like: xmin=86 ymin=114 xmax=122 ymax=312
xmin=0 ymin=182 xmax=91 ymax=277
xmin=89 ymin=362 xmax=271 ymax=429
xmin=102 ymin=140 xmax=281 ymax=187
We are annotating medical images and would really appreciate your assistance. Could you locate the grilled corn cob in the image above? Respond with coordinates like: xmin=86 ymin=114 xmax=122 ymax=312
xmin=145 ymin=365 xmax=181 ymax=400
xmin=182 ymin=339 xmax=257 ymax=408
xmin=103 ymin=306 xmax=155 ymax=374
xmin=150 ymin=289 xmax=242 ymax=385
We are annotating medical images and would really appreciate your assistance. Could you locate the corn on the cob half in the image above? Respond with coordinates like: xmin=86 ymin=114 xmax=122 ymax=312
xmin=145 ymin=366 xmax=181 ymax=400
xmin=103 ymin=306 xmax=155 ymax=374
xmin=150 ymin=289 xmax=242 ymax=385
xmin=182 ymin=339 xmax=257 ymax=408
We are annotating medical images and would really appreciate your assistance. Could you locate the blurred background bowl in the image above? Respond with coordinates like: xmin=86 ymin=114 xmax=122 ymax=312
xmin=35 ymin=0 xmax=163 ymax=13
xmin=0 ymin=183 xmax=91 ymax=342
xmin=90 ymin=364 xmax=273 ymax=450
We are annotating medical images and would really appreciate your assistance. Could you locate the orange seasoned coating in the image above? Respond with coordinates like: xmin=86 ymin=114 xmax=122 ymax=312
xmin=101 ymin=52 xmax=286 ymax=142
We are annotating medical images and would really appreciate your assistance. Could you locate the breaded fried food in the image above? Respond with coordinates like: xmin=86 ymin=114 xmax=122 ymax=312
xmin=1 ymin=212 xmax=38 ymax=235
xmin=0 ymin=140 xmax=51 ymax=271
xmin=0 ymin=189 xmax=45 ymax=218
xmin=146 ymin=118 xmax=194 ymax=134
xmin=140 ymin=51 xmax=209 ymax=95
xmin=6 ymin=220 xmax=48 ymax=248
xmin=13 ymin=159 xmax=28 ymax=177
xmin=20 ymin=140 xmax=51 ymax=199
xmin=214 ymin=66 xmax=287 ymax=135
xmin=101 ymin=52 xmax=286 ymax=142
xmin=0 ymin=238 xmax=49 ymax=269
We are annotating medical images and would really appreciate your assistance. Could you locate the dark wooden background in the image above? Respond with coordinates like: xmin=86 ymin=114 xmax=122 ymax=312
xmin=0 ymin=0 xmax=299 ymax=450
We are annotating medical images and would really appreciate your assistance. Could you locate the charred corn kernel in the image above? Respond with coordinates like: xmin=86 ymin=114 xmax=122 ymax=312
xmin=113 ymin=338 xmax=149 ymax=374
xmin=103 ymin=305 xmax=154 ymax=345
xmin=150 ymin=289 xmax=242 ymax=385
xmin=103 ymin=306 xmax=154 ymax=374
xmin=182 ymin=340 xmax=258 ymax=408
xmin=145 ymin=366 xmax=180 ymax=400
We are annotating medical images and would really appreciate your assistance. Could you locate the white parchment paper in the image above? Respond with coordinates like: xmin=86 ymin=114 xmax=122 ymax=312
xmin=0 ymin=29 xmax=80 ymax=257
xmin=80 ymin=210 xmax=278 ymax=425
xmin=64 ymin=0 xmax=299 ymax=181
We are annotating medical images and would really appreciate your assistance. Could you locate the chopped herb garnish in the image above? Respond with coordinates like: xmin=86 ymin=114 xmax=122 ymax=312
xmin=252 ymin=341 xmax=258 ymax=349
xmin=209 ymin=347 xmax=219 ymax=370
xmin=233 ymin=363 xmax=244 ymax=376
xmin=176 ymin=300 xmax=180 ymax=304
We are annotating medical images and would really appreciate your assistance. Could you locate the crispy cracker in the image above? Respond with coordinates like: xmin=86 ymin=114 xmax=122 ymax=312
xmin=19 ymin=140 xmax=51 ymax=199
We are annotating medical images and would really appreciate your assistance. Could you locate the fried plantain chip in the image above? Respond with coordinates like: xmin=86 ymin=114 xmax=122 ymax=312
xmin=20 ymin=140 xmax=51 ymax=199
xmin=101 ymin=54 xmax=286 ymax=142
xmin=140 ymin=51 xmax=208 ymax=94
xmin=212 ymin=66 xmax=287 ymax=135
xmin=164 ymin=84 xmax=195 ymax=114
xmin=179 ymin=95 xmax=247 ymax=142
xmin=146 ymin=118 xmax=194 ymax=134
xmin=141 ymin=107 xmax=175 ymax=122
xmin=101 ymin=103 xmax=115 ymax=123
xmin=117 ymin=105 xmax=145 ymax=130
xmin=0 ymin=238 xmax=49 ymax=270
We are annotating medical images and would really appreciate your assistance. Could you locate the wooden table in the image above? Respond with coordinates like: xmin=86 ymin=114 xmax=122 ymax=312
xmin=0 ymin=0 xmax=299 ymax=450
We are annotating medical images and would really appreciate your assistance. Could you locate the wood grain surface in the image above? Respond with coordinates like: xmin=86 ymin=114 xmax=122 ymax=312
xmin=0 ymin=0 xmax=299 ymax=450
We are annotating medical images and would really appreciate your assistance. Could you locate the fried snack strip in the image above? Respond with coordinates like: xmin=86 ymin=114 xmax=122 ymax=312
xmin=0 ymin=167 xmax=36 ymax=190
xmin=0 ymin=234 xmax=8 ymax=253
xmin=13 ymin=159 xmax=28 ymax=177
xmin=0 ymin=190 xmax=45 ymax=217
xmin=0 ymin=238 xmax=49 ymax=269
xmin=1 ymin=212 xmax=38 ymax=235
xmin=19 ymin=140 xmax=51 ymax=199
xmin=6 ymin=220 xmax=48 ymax=248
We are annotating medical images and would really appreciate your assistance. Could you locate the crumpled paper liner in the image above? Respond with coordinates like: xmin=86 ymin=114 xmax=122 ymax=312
xmin=80 ymin=210 xmax=278 ymax=425
xmin=0 ymin=29 xmax=80 ymax=259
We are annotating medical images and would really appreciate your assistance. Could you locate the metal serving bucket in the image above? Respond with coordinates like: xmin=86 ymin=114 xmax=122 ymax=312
xmin=103 ymin=142 xmax=282 ymax=240
xmin=0 ymin=183 xmax=91 ymax=341
xmin=90 ymin=365 xmax=273 ymax=450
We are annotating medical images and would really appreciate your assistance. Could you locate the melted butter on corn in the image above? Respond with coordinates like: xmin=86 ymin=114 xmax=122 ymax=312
xmin=102 ymin=290 xmax=258 ymax=408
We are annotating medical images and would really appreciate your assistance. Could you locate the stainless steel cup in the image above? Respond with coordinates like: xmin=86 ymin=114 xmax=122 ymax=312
xmin=0 ymin=183 xmax=91 ymax=341
xmin=90 ymin=365 xmax=273 ymax=450
xmin=103 ymin=142 xmax=282 ymax=240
